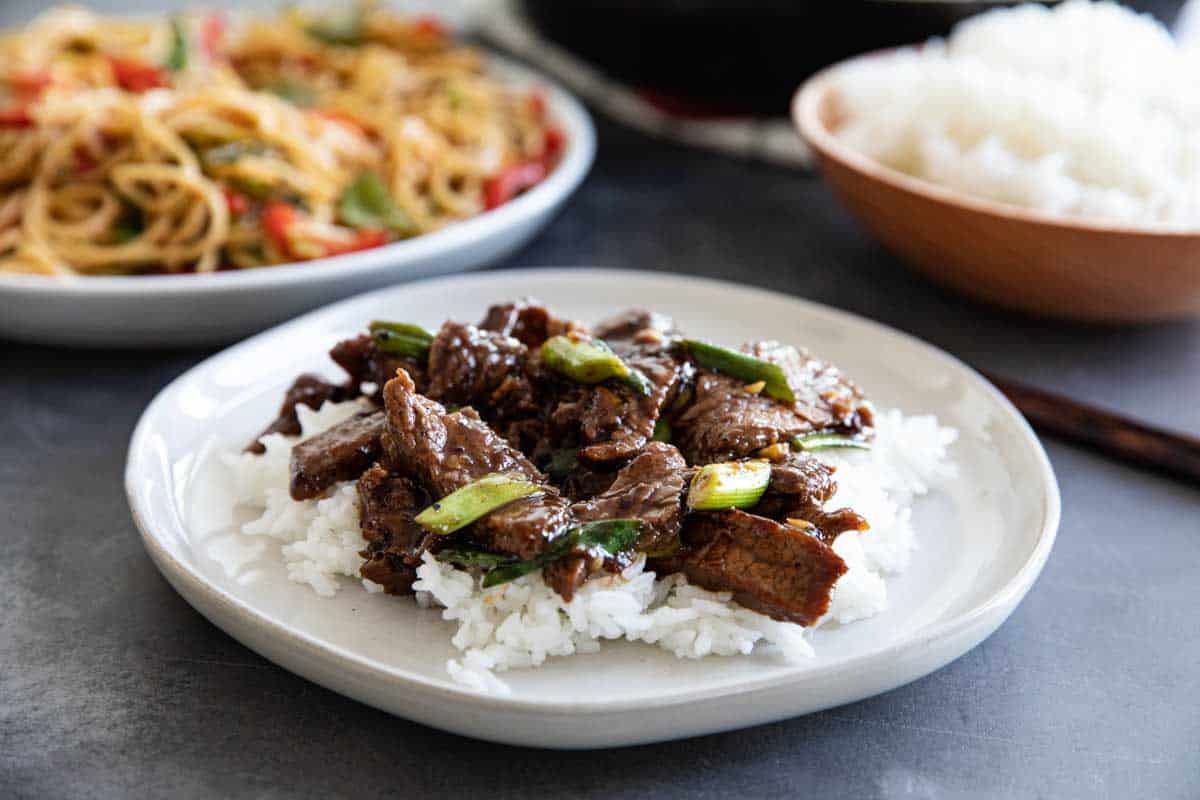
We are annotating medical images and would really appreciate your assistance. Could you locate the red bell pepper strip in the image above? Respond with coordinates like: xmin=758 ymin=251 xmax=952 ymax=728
xmin=483 ymin=160 xmax=547 ymax=210
xmin=202 ymin=13 xmax=225 ymax=58
xmin=528 ymin=90 xmax=547 ymax=120
xmin=322 ymin=228 xmax=388 ymax=256
xmin=0 ymin=107 xmax=33 ymax=128
xmin=74 ymin=147 xmax=97 ymax=173
xmin=263 ymin=201 xmax=387 ymax=260
xmin=110 ymin=58 xmax=171 ymax=93
xmin=413 ymin=15 xmax=447 ymax=39
xmin=261 ymin=201 xmax=300 ymax=258
xmin=542 ymin=126 xmax=566 ymax=165
xmin=222 ymin=187 xmax=252 ymax=216
xmin=314 ymin=109 xmax=370 ymax=137
xmin=10 ymin=70 xmax=52 ymax=98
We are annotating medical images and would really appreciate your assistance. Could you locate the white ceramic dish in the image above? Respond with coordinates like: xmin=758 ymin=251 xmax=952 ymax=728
xmin=125 ymin=268 xmax=1060 ymax=749
xmin=0 ymin=59 xmax=595 ymax=348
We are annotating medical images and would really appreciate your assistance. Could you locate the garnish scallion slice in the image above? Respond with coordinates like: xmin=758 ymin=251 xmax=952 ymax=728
xmin=792 ymin=433 xmax=872 ymax=452
xmin=414 ymin=473 xmax=542 ymax=535
xmin=687 ymin=459 xmax=771 ymax=511
xmin=369 ymin=320 xmax=435 ymax=359
xmin=541 ymin=335 xmax=651 ymax=395
xmin=683 ymin=340 xmax=795 ymax=404
xmin=479 ymin=519 xmax=642 ymax=588
xmin=166 ymin=17 xmax=188 ymax=71
xmin=545 ymin=448 xmax=579 ymax=482
xmin=339 ymin=171 xmax=416 ymax=235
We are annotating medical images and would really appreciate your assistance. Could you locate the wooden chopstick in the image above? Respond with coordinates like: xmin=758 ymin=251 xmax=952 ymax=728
xmin=981 ymin=371 xmax=1200 ymax=487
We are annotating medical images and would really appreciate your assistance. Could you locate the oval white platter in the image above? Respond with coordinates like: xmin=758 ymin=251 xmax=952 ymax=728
xmin=125 ymin=268 xmax=1060 ymax=749
xmin=0 ymin=58 xmax=595 ymax=348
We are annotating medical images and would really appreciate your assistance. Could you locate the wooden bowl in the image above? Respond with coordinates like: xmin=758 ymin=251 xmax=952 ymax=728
xmin=792 ymin=53 xmax=1200 ymax=324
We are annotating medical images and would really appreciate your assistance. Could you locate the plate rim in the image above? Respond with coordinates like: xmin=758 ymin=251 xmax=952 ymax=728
xmin=125 ymin=267 xmax=1061 ymax=715
xmin=0 ymin=54 xmax=595 ymax=298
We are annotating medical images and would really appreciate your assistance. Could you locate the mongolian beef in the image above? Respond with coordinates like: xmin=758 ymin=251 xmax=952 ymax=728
xmin=247 ymin=300 xmax=879 ymax=626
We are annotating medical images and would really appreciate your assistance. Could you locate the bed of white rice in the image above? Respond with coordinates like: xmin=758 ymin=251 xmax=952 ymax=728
xmin=225 ymin=401 xmax=956 ymax=694
xmin=830 ymin=0 xmax=1200 ymax=228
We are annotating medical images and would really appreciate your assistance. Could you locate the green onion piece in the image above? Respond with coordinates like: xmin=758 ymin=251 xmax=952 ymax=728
xmin=545 ymin=448 xmax=579 ymax=482
xmin=112 ymin=206 xmax=145 ymax=244
xmin=651 ymin=418 xmax=671 ymax=443
xmin=434 ymin=547 xmax=516 ymax=570
xmin=624 ymin=368 xmax=653 ymax=396
xmin=541 ymin=336 xmax=651 ymax=396
xmin=792 ymin=433 xmax=872 ymax=452
xmin=479 ymin=559 xmax=542 ymax=588
xmin=200 ymin=141 xmax=266 ymax=166
xmin=339 ymin=171 xmax=416 ymax=235
xmin=414 ymin=473 xmax=543 ymax=536
xmin=304 ymin=9 xmax=364 ymax=45
xmin=369 ymin=320 xmax=435 ymax=359
xmin=166 ymin=18 xmax=188 ymax=71
xmin=266 ymin=81 xmax=317 ymax=107
xmin=481 ymin=519 xmax=642 ymax=589
xmin=687 ymin=460 xmax=771 ymax=511
xmin=684 ymin=340 xmax=796 ymax=404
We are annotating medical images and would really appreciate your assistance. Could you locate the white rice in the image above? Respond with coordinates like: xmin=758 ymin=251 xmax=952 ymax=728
xmin=225 ymin=401 xmax=956 ymax=694
xmin=829 ymin=1 xmax=1200 ymax=228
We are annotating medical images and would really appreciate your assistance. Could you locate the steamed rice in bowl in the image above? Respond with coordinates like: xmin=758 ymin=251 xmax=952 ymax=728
xmin=224 ymin=399 xmax=957 ymax=694
xmin=826 ymin=0 xmax=1200 ymax=229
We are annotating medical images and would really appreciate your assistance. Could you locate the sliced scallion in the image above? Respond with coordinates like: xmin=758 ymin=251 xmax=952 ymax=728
xmin=369 ymin=320 xmax=435 ymax=359
xmin=541 ymin=335 xmax=651 ymax=396
xmin=687 ymin=460 xmax=771 ymax=511
xmin=684 ymin=340 xmax=795 ymax=404
xmin=166 ymin=17 xmax=188 ymax=71
xmin=414 ymin=472 xmax=542 ymax=536
xmin=434 ymin=547 xmax=515 ymax=570
xmin=545 ymin=448 xmax=579 ymax=482
xmin=792 ymin=433 xmax=872 ymax=452
xmin=480 ymin=519 xmax=642 ymax=588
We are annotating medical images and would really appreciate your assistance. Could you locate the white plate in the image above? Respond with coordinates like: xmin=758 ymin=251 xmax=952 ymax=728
xmin=125 ymin=268 xmax=1060 ymax=748
xmin=0 ymin=59 xmax=595 ymax=348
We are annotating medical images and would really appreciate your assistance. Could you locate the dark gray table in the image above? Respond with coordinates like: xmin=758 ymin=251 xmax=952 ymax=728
xmin=3 ymin=115 xmax=1199 ymax=798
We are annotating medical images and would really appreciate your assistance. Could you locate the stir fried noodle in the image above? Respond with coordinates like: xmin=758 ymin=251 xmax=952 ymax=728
xmin=0 ymin=4 xmax=563 ymax=276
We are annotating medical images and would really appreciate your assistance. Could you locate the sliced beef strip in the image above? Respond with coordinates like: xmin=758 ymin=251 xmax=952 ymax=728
xmin=572 ymin=443 xmax=689 ymax=556
xmin=289 ymin=410 xmax=386 ymax=500
xmin=650 ymin=509 xmax=847 ymax=626
xmin=542 ymin=555 xmax=589 ymax=602
xmin=470 ymin=492 xmax=575 ymax=562
xmin=673 ymin=371 xmax=813 ymax=464
xmin=245 ymin=374 xmax=347 ymax=454
xmin=593 ymin=309 xmax=679 ymax=344
xmin=381 ymin=369 xmax=541 ymax=495
xmin=574 ymin=348 xmax=687 ymax=465
xmin=357 ymin=464 xmax=433 ymax=595
xmin=381 ymin=370 xmax=572 ymax=561
xmin=424 ymin=322 xmax=538 ymax=420
xmin=557 ymin=461 xmax=619 ymax=502
xmin=478 ymin=300 xmax=585 ymax=348
xmin=330 ymin=333 xmax=427 ymax=399
xmin=753 ymin=453 xmax=869 ymax=543
xmin=744 ymin=341 xmax=874 ymax=434
xmin=673 ymin=341 xmax=874 ymax=465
